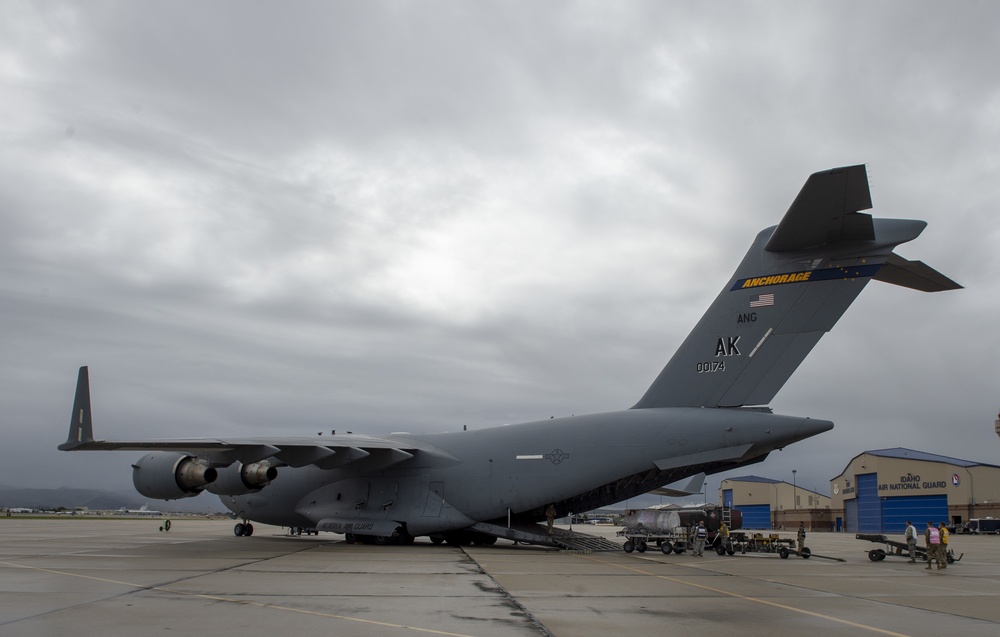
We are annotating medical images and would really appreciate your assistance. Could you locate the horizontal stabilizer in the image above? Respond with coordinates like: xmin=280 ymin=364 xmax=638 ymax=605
xmin=874 ymin=253 xmax=963 ymax=292
xmin=765 ymin=164 xmax=874 ymax=252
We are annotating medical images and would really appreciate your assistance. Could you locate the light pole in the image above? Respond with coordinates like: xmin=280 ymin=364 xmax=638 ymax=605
xmin=792 ymin=469 xmax=797 ymax=511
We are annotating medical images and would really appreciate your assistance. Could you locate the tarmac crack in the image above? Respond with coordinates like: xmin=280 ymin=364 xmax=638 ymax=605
xmin=460 ymin=547 xmax=554 ymax=637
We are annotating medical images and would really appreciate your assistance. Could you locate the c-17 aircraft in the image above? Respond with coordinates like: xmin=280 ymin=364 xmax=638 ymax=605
xmin=60 ymin=164 xmax=960 ymax=545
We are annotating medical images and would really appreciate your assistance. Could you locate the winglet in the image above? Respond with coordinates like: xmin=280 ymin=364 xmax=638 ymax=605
xmin=59 ymin=367 xmax=94 ymax=450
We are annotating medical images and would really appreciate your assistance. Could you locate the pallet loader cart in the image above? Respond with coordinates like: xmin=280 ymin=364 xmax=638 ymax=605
xmin=856 ymin=533 xmax=963 ymax=563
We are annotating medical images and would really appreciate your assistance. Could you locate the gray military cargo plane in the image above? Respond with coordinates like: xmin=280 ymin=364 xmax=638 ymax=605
xmin=60 ymin=164 xmax=960 ymax=544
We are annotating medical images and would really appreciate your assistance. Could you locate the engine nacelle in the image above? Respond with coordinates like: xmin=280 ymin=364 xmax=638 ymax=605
xmin=132 ymin=452 xmax=217 ymax=500
xmin=206 ymin=462 xmax=277 ymax=496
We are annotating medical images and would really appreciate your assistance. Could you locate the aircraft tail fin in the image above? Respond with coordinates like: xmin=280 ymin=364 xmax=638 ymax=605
xmin=59 ymin=366 xmax=95 ymax=450
xmin=633 ymin=165 xmax=960 ymax=410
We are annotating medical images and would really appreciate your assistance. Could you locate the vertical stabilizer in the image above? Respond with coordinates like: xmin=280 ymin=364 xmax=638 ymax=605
xmin=633 ymin=165 xmax=960 ymax=409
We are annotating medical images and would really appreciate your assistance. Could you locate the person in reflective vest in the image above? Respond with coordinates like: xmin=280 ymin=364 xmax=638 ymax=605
xmin=693 ymin=521 xmax=707 ymax=557
xmin=925 ymin=520 xmax=943 ymax=570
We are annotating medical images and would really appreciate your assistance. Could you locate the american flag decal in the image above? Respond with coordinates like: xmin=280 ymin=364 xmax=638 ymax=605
xmin=750 ymin=293 xmax=774 ymax=307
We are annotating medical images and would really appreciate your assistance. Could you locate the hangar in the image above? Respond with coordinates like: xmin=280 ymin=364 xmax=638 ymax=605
xmin=830 ymin=448 xmax=1000 ymax=534
xmin=720 ymin=475 xmax=831 ymax=529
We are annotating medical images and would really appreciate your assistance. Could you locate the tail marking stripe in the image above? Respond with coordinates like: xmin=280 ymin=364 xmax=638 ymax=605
xmin=732 ymin=264 xmax=881 ymax=291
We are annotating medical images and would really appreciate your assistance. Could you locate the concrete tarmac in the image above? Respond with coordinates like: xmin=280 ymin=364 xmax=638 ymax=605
xmin=2 ymin=518 xmax=1000 ymax=636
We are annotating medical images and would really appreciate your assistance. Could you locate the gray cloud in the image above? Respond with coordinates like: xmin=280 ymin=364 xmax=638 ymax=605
xmin=1 ymin=1 xmax=996 ymax=503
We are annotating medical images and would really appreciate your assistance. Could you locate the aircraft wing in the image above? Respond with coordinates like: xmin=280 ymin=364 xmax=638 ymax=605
xmin=61 ymin=436 xmax=430 ymax=469
xmin=59 ymin=367 xmax=453 ymax=470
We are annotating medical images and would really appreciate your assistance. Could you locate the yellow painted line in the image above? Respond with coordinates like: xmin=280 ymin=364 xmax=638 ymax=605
xmin=0 ymin=560 xmax=478 ymax=637
xmin=575 ymin=554 xmax=911 ymax=637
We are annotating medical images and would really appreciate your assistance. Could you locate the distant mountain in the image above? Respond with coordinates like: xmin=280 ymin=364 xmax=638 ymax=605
xmin=0 ymin=485 xmax=225 ymax=513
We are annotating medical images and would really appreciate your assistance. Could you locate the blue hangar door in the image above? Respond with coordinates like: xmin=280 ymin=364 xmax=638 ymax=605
xmin=735 ymin=504 xmax=771 ymax=529
xmin=881 ymin=495 xmax=948 ymax=534
xmin=856 ymin=473 xmax=882 ymax=534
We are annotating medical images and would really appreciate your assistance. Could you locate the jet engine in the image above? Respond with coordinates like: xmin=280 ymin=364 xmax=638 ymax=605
xmin=206 ymin=462 xmax=277 ymax=496
xmin=132 ymin=452 xmax=217 ymax=500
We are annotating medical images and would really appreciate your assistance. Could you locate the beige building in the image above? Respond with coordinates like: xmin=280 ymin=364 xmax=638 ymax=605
xmin=719 ymin=475 xmax=832 ymax=530
xmin=830 ymin=448 xmax=1000 ymax=533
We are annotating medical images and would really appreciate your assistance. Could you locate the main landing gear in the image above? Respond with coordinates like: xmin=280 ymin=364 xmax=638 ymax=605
xmin=233 ymin=520 xmax=254 ymax=537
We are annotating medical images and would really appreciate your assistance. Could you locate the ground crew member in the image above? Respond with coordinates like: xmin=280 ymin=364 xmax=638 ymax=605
xmin=925 ymin=520 xmax=943 ymax=570
xmin=693 ymin=521 xmax=707 ymax=556
xmin=797 ymin=522 xmax=806 ymax=554
xmin=545 ymin=503 xmax=557 ymax=535
xmin=938 ymin=522 xmax=949 ymax=569
xmin=719 ymin=522 xmax=731 ymax=553
xmin=904 ymin=520 xmax=918 ymax=563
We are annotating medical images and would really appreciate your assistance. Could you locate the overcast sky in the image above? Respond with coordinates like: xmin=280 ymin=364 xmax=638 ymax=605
xmin=2 ymin=1 xmax=997 ymax=508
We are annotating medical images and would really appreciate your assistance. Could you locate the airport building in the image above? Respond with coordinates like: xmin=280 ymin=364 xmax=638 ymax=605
xmin=830 ymin=448 xmax=1000 ymax=534
xmin=720 ymin=475 xmax=832 ymax=530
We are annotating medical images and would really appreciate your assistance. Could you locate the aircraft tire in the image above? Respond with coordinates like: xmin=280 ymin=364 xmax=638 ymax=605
xmin=234 ymin=523 xmax=245 ymax=537
xmin=244 ymin=523 xmax=254 ymax=537
xmin=429 ymin=535 xmax=444 ymax=545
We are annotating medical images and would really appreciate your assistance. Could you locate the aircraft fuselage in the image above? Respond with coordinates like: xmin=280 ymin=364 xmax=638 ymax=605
xmin=220 ymin=408 xmax=829 ymax=535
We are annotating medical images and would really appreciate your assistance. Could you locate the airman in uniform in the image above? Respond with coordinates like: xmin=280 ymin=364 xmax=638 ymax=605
xmin=925 ymin=520 xmax=943 ymax=570
xmin=904 ymin=520 xmax=918 ymax=563
xmin=938 ymin=522 xmax=949 ymax=569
